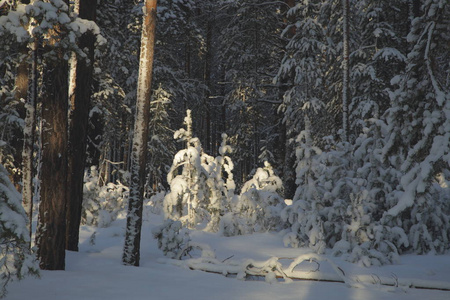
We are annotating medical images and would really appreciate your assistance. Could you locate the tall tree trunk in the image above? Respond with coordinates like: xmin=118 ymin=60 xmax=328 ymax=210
xmin=341 ymin=0 xmax=350 ymax=142
xmin=65 ymin=0 xmax=97 ymax=252
xmin=123 ymin=0 xmax=157 ymax=267
xmin=10 ymin=45 xmax=28 ymax=191
xmin=203 ymin=18 xmax=212 ymax=154
xmin=21 ymin=41 xmax=38 ymax=246
xmin=36 ymin=43 xmax=69 ymax=270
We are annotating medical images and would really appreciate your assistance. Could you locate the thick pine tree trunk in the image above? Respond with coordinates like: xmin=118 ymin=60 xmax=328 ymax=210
xmin=37 ymin=43 xmax=69 ymax=270
xmin=66 ymin=0 xmax=97 ymax=252
xmin=123 ymin=0 xmax=157 ymax=267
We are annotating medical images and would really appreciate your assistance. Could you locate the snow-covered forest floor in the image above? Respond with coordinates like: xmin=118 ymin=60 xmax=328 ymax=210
xmin=6 ymin=208 xmax=450 ymax=300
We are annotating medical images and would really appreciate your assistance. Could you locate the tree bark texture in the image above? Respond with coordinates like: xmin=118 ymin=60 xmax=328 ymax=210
xmin=37 ymin=39 xmax=69 ymax=271
xmin=66 ymin=0 xmax=97 ymax=252
xmin=123 ymin=0 xmax=157 ymax=267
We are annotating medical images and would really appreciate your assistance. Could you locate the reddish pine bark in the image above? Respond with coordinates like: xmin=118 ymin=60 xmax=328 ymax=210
xmin=37 ymin=44 xmax=69 ymax=270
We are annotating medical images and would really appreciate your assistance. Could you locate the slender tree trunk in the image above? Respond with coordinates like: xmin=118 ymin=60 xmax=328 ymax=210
xmin=341 ymin=0 xmax=350 ymax=142
xmin=66 ymin=0 xmax=97 ymax=252
xmin=37 ymin=43 xmax=69 ymax=270
xmin=203 ymin=17 xmax=213 ymax=154
xmin=9 ymin=46 xmax=29 ymax=191
xmin=21 ymin=41 xmax=38 ymax=246
xmin=123 ymin=0 xmax=157 ymax=267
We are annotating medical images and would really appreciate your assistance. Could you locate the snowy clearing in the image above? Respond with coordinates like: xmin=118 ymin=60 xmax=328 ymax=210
xmin=6 ymin=212 xmax=450 ymax=300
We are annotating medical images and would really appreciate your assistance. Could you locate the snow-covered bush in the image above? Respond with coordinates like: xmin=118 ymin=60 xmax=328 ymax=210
xmin=0 ymin=164 xmax=38 ymax=298
xmin=152 ymin=219 xmax=191 ymax=259
xmin=203 ymin=134 xmax=236 ymax=232
xmin=221 ymin=162 xmax=286 ymax=236
xmin=145 ymin=191 xmax=166 ymax=216
xmin=82 ymin=166 xmax=129 ymax=227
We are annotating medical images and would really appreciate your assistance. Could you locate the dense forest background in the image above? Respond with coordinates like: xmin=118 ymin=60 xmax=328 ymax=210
xmin=0 ymin=0 xmax=449 ymax=296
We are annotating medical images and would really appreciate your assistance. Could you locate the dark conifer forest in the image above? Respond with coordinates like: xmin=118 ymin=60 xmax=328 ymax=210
xmin=0 ymin=0 xmax=449 ymax=297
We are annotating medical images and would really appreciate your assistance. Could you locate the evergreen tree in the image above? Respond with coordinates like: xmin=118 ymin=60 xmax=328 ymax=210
xmin=82 ymin=166 xmax=129 ymax=228
xmin=333 ymin=124 xmax=407 ymax=266
xmin=349 ymin=0 xmax=407 ymax=136
xmin=163 ymin=110 xmax=212 ymax=228
xmin=204 ymin=133 xmax=235 ymax=232
xmin=381 ymin=0 xmax=450 ymax=254
xmin=275 ymin=0 xmax=336 ymax=199
xmin=145 ymin=86 xmax=175 ymax=194
xmin=0 ymin=1 xmax=28 ymax=190
xmin=282 ymin=121 xmax=326 ymax=253
xmin=36 ymin=0 xmax=71 ymax=271
xmin=222 ymin=161 xmax=286 ymax=236
xmin=0 ymin=163 xmax=38 ymax=298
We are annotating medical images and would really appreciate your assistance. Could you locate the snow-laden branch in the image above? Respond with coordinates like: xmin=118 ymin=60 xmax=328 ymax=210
xmin=424 ymin=21 xmax=447 ymax=107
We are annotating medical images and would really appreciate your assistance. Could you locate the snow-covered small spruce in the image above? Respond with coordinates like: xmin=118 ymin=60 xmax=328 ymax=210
xmin=82 ymin=166 xmax=129 ymax=228
xmin=151 ymin=219 xmax=190 ymax=259
xmin=221 ymin=161 xmax=286 ymax=236
xmin=163 ymin=110 xmax=212 ymax=228
xmin=204 ymin=133 xmax=236 ymax=232
xmin=0 ymin=164 xmax=38 ymax=298
xmin=282 ymin=125 xmax=326 ymax=253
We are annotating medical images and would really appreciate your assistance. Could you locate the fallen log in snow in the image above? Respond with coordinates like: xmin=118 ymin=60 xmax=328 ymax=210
xmin=157 ymin=248 xmax=450 ymax=292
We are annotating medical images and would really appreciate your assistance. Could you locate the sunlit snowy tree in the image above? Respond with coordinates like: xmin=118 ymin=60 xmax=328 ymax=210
xmin=204 ymin=133 xmax=236 ymax=232
xmin=163 ymin=110 xmax=212 ymax=228
xmin=221 ymin=161 xmax=286 ymax=236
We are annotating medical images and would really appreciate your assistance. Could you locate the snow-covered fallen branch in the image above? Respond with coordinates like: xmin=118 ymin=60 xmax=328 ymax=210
xmin=157 ymin=248 xmax=450 ymax=291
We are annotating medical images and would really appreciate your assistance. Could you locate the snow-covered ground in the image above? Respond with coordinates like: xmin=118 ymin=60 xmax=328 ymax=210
xmin=6 ymin=211 xmax=450 ymax=300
